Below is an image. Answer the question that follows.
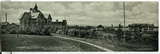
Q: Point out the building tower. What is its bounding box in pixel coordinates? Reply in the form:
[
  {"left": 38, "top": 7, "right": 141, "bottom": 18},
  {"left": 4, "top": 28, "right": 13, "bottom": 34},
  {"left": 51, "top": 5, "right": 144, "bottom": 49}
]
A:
[
  {"left": 34, "top": 3, "right": 38, "bottom": 10},
  {"left": 32, "top": 4, "right": 40, "bottom": 13},
  {"left": 47, "top": 14, "right": 52, "bottom": 25}
]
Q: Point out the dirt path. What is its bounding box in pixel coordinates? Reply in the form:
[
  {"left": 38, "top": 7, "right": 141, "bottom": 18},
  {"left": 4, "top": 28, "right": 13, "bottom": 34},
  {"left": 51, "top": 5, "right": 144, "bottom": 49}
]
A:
[{"left": 53, "top": 35, "right": 114, "bottom": 52}]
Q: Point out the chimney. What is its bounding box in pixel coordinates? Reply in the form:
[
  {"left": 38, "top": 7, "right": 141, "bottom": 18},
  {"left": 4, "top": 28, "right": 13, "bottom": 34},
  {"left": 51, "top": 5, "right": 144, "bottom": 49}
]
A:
[
  {"left": 30, "top": 8, "right": 32, "bottom": 12},
  {"left": 63, "top": 20, "right": 66, "bottom": 22},
  {"left": 5, "top": 13, "right": 7, "bottom": 22},
  {"left": 111, "top": 24, "right": 113, "bottom": 28},
  {"left": 56, "top": 19, "right": 58, "bottom": 22}
]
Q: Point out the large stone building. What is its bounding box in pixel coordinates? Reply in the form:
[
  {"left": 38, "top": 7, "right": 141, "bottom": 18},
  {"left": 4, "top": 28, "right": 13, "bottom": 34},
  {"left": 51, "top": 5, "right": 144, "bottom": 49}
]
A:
[{"left": 19, "top": 4, "right": 67, "bottom": 31}]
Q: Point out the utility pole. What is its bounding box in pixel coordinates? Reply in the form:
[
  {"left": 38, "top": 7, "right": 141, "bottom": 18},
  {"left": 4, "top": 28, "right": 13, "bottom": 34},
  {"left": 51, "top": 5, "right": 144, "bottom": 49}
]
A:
[
  {"left": 123, "top": 2, "right": 126, "bottom": 43},
  {"left": 6, "top": 13, "right": 7, "bottom": 22}
]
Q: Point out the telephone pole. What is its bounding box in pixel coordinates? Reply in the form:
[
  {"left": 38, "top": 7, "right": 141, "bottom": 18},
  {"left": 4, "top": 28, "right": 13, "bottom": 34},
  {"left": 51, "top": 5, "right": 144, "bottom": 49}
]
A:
[
  {"left": 123, "top": 2, "right": 126, "bottom": 43},
  {"left": 6, "top": 13, "right": 7, "bottom": 22}
]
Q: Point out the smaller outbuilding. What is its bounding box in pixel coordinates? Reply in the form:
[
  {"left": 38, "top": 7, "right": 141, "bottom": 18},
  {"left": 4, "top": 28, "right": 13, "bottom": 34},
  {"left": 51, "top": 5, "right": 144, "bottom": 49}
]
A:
[
  {"left": 96, "top": 24, "right": 104, "bottom": 31},
  {"left": 1, "top": 22, "right": 9, "bottom": 29}
]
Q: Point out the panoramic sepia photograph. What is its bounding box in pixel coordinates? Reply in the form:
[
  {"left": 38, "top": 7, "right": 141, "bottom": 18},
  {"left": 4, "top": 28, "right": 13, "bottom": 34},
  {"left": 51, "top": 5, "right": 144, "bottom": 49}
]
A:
[{"left": 1, "top": 2, "right": 158, "bottom": 52}]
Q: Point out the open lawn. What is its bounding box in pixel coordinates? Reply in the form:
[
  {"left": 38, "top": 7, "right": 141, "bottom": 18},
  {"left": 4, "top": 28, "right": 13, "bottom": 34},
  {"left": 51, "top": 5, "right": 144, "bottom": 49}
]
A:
[
  {"left": 2, "top": 34, "right": 104, "bottom": 51},
  {"left": 2, "top": 33, "right": 157, "bottom": 52},
  {"left": 52, "top": 33, "right": 158, "bottom": 51}
]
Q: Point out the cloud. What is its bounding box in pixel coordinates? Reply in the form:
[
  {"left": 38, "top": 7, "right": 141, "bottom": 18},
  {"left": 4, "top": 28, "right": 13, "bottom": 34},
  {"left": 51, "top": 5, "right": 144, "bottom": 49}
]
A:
[
  {"left": 1, "top": 2, "right": 158, "bottom": 26},
  {"left": 124, "top": 2, "right": 158, "bottom": 26}
]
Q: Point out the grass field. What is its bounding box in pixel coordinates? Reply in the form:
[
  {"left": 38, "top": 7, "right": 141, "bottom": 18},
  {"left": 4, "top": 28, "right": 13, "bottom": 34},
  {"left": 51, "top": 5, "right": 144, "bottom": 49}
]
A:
[
  {"left": 2, "top": 34, "right": 104, "bottom": 51},
  {"left": 52, "top": 34, "right": 158, "bottom": 51},
  {"left": 2, "top": 33, "right": 157, "bottom": 52}
]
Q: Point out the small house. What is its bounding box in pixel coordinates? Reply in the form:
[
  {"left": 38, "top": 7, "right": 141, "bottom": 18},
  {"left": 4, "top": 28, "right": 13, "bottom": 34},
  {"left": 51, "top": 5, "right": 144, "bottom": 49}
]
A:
[{"left": 96, "top": 24, "right": 104, "bottom": 31}]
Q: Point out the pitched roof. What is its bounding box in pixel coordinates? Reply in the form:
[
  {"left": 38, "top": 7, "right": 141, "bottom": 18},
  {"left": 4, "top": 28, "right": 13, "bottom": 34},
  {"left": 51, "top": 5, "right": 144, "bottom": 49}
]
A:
[
  {"left": 19, "top": 12, "right": 31, "bottom": 20},
  {"left": 1, "top": 22, "right": 9, "bottom": 25},
  {"left": 19, "top": 13, "right": 24, "bottom": 19},
  {"left": 48, "top": 14, "right": 52, "bottom": 19},
  {"left": 23, "top": 12, "right": 31, "bottom": 18},
  {"left": 31, "top": 12, "right": 40, "bottom": 19},
  {"left": 9, "top": 23, "right": 20, "bottom": 26},
  {"left": 37, "top": 12, "right": 45, "bottom": 18},
  {"left": 97, "top": 25, "right": 104, "bottom": 28}
]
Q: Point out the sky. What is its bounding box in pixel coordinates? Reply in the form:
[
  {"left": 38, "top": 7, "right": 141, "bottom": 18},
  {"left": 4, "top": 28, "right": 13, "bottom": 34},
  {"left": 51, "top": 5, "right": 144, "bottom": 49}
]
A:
[{"left": 1, "top": 2, "right": 158, "bottom": 26}]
